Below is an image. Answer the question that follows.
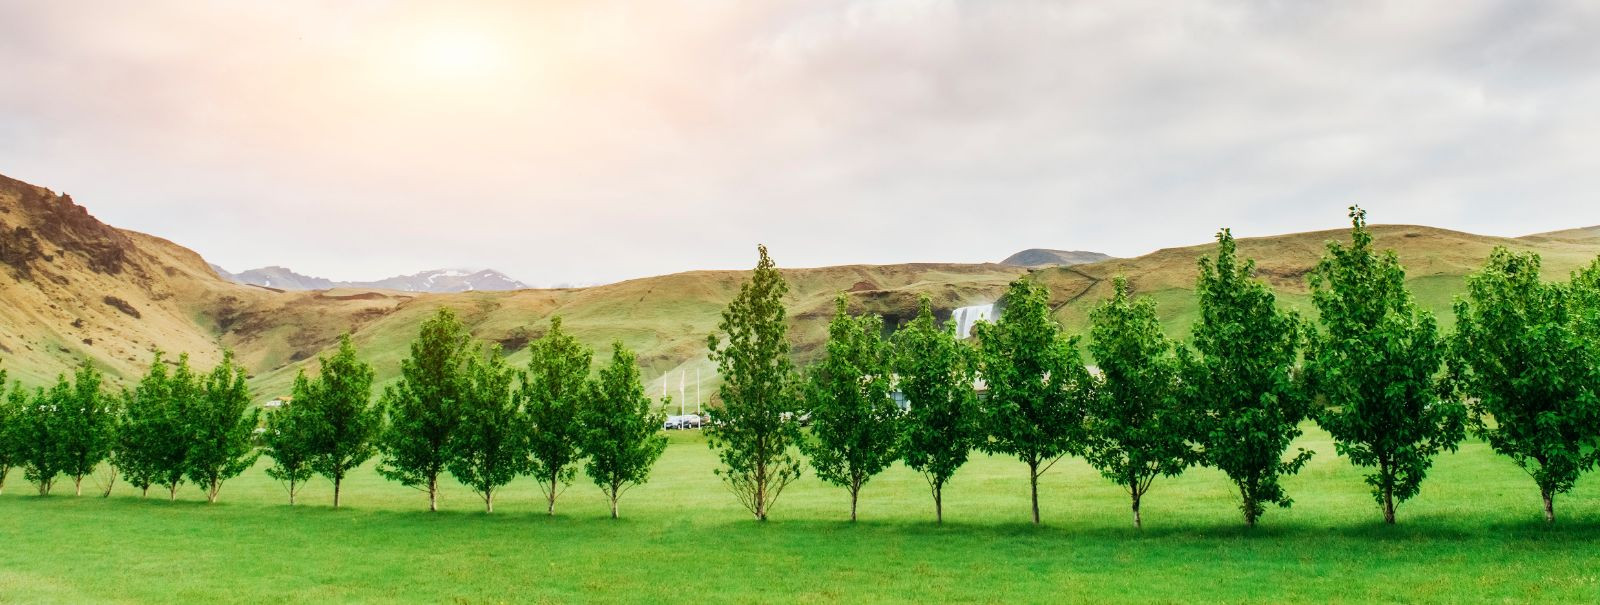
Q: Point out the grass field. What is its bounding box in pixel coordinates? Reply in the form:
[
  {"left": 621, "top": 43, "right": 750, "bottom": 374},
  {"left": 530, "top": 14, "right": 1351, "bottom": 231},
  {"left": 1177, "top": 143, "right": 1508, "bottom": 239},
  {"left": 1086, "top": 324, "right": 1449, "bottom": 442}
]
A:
[{"left": 3, "top": 427, "right": 1598, "bottom": 604}]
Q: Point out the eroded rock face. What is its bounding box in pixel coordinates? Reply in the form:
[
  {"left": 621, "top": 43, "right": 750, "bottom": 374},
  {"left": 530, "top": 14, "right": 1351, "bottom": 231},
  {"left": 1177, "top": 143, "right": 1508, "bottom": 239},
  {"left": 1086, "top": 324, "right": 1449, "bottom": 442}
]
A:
[
  {"left": 0, "top": 221, "right": 45, "bottom": 278},
  {"left": 14, "top": 186, "right": 132, "bottom": 276}
]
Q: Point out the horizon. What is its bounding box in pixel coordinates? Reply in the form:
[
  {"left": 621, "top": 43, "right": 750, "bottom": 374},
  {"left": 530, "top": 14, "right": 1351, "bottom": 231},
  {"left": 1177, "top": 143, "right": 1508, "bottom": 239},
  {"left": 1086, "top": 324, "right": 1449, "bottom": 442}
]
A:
[{"left": 4, "top": 1, "right": 1599, "bottom": 285}]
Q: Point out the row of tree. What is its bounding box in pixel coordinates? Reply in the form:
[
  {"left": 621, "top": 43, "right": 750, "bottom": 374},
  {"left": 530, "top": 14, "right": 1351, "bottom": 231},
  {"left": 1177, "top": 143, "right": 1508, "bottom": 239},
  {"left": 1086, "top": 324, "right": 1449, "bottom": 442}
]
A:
[
  {"left": 0, "top": 310, "right": 668, "bottom": 517},
  {"left": 707, "top": 208, "right": 1600, "bottom": 526}
]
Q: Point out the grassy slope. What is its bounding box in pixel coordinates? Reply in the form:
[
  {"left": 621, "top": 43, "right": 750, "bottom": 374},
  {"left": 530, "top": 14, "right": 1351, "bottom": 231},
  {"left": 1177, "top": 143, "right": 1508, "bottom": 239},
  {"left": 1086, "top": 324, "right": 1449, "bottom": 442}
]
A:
[
  {"left": 1, "top": 428, "right": 1597, "bottom": 604},
  {"left": 1037, "top": 224, "right": 1600, "bottom": 338}
]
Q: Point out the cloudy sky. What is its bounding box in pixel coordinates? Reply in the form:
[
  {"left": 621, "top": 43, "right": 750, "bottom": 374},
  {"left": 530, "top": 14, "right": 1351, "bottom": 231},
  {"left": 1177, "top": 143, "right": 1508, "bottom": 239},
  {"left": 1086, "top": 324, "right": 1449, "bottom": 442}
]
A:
[{"left": 2, "top": 1, "right": 1597, "bottom": 286}]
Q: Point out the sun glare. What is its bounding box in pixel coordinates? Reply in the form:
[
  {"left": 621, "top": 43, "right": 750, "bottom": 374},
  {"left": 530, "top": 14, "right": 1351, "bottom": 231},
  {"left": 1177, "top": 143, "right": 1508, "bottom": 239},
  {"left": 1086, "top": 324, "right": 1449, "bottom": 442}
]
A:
[{"left": 415, "top": 31, "right": 502, "bottom": 78}]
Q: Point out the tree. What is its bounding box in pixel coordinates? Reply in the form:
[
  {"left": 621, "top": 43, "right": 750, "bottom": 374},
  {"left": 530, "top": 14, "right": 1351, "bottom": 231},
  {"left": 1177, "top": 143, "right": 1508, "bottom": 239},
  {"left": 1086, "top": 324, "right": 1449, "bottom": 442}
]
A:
[
  {"left": 894, "top": 296, "right": 981, "bottom": 524},
  {"left": 185, "top": 352, "right": 261, "bottom": 503},
  {"left": 378, "top": 307, "right": 472, "bottom": 512},
  {"left": 262, "top": 378, "right": 315, "bottom": 505},
  {"left": 1084, "top": 277, "right": 1200, "bottom": 528},
  {"left": 521, "top": 316, "right": 591, "bottom": 516},
  {"left": 117, "top": 352, "right": 193, "bottom": 498},
  {"left": 800, "top": 295, "right": 901, "bottom": 521},
  {"left": 579, "top": 342, "right": 668, "bottom": 519},
  {"left": 1307, "top": 206, "right": 1465, "bottom": 524},
  {"left": 447, "top": 345, "right": 527, "bottom": 513},
  {"left": 17, "top": 379, "right": 69, "bottom": 495},
  {"left": 705, "top": 245, "right": 804, "bottom": 521},
  {"left": 1187, "top": 229, "right": 1313, "bottom": 526},
  {"left": 301, "top": 334, "right": 380, "bottom": 508},
  {"left": 975, "top": 277, "right": 1092, "bottom": 525},
  {"left": 1448, "top": 247, "right": 1600, "bottom": 523},
  {"left": 57, "top": 360, "right": 115, "bottom": 496},
  {"left": 155, "top": 355, "right": 202, "bottom": 500},
  {"left": 0, "top": 371, "right": 21, "bottom": 495}
]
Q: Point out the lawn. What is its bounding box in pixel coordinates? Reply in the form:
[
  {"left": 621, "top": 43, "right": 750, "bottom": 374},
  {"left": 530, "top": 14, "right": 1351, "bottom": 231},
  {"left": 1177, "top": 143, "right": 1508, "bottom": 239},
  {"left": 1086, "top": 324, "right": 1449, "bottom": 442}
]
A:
[{"left": 2, "top": 426, "right": 1597, "bottom": 604}]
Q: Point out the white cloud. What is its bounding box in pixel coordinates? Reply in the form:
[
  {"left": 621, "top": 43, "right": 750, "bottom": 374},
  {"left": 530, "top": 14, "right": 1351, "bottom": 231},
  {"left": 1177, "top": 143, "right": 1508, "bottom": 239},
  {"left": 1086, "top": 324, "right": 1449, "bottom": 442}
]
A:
[{"left": 1, "top": 0, "right": 1597, "bottom": 284}]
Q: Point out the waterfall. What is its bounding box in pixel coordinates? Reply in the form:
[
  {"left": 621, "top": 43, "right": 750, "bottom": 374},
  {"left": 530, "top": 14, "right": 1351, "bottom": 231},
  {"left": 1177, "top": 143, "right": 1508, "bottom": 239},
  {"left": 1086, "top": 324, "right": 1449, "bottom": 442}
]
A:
[{"left": 950, "top": 303, "right": 997, "bottom": 339}]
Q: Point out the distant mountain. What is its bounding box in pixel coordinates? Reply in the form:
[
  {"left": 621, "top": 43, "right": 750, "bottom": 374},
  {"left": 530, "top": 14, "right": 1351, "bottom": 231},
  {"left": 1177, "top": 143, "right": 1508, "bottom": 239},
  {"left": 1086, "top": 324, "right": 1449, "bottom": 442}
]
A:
[
  {"left": 210, "top": 265, "right": 528, "bottom": 293},
  {"left": 1001, "top": 249, "right": 1115, "bottom": 267}
]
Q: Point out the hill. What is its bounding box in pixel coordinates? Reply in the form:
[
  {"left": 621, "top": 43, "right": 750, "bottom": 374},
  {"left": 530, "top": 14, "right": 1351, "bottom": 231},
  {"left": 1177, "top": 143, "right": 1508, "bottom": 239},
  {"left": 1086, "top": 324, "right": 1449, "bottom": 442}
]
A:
[
  {"left": 4, "top": 172, "right": 1599, "bottom": 399},
  {"left": 1000, "top": 248, "right": 1114, "bottom": 267},
  {"left": 1032, "top": 223, "right": 1600, "bottom": 338},
  {"left": 0, "top": 173, "right": 1023, "bottom": 397},
  {"left": 211, "top": 265, "right": 530, "bottom": 292}
]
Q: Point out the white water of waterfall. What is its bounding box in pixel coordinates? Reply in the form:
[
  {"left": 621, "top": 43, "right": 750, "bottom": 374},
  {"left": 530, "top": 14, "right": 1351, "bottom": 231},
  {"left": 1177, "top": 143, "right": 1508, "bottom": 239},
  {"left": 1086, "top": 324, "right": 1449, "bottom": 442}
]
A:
[{"left": 951, "top": 303, "right": 997, "bottom": 339}]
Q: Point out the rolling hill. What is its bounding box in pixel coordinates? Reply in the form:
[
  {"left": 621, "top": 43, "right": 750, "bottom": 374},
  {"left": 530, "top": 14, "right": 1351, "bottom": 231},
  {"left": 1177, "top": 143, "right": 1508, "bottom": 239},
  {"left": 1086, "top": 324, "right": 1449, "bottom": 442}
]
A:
[
  {"left": 211, "top": 265, "right": 529, "bottom": 293},
  {"left": 0, "top": 173, "right": 1024, "bottom": 398},
  {"left": 3, "top": 172, "right": 1598, "bottom": 402}
]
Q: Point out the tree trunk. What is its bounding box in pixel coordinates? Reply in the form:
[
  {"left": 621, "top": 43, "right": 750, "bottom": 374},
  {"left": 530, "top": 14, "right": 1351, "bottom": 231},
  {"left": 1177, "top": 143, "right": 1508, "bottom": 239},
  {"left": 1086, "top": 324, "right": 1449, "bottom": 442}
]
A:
[
  {"left": 755, "top": 468, "right": 768, "bottom": 521},
  {"left": 333, "top": 475, "right": 343, "bottom": 509},
  {"left": 289, "top": 479, "right": 298, "bottom": 506},
  {"left": 1382, "top": 486, "right": 1396, "bottom": 525},
  {"left": 850, "top": 483, "right": 860, "bottom": 522},
  {"left": 141, "top": 485, "right": 150, "bottom": 498},
  {"left": 1028, "top": 460, "right": 1041, "bottom": 525},
  {"left": 101, "top": 473, "right": 116, "bottom": 498},
  {"left": 610, "top": 489, "right": 620, "bottom": 519},
  {"left": 933, "top": 481, "right": 944, "bottom": 525},
  {"left": 428, "top": 475, "right": 438, "bottom": 512},
  {"left": 1131, "top": 486, "right": 1143, "bottom": 529},
  {"left": 548, "top": 476, "right": 558, "bottom": 516},
  {"left": 207, "top": 479, "right": 221, "bottom": 504},
  {"left": 75, "top": 476, "right": 84, "bottom": 496},
  {"left": 1542, "top": 488, "right": 1555, "bottom": 523},
  {"left": 485, "top": 489, "right": 494, "bottom": 513},
  {"left": 168, "top": 483, "right": 178, "bottom": 501},
  {"left": 1241, "top": 482, "right": 1257, "bottom": 527}
]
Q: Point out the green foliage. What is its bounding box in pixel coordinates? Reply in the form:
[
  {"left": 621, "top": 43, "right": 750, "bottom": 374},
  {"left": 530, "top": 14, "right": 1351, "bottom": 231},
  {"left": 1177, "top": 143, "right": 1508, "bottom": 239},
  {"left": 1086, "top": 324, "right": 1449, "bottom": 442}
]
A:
[
  {"left": 1187, "top": 229, "right": 1313, "bottom": 526},
  {"left": 55, "top": 360, "right": 116, "bottom": 496},
  {"left": 1307, "top": 207, "right": 1465, "bottom": 523},
  {"left": 521, "top": 316, "right": 591, "bottom": 515},
  {"left": 447, "top": 345, "right": 527, "bottom": 513},
  {"left": 0, "top": 366, "right": 17, "bottom": 494},
  {"left": 579, "top": 342, "right": 667, "bottom": 519},
  {"left": 800, "top": 295, "right": 901, "bottom": 521},
  {"left": 1085, "top": 277, "right": 1200, "bottom": 528},
  {"left": 117, "top": 352, "right": 199, "bottom": 500},
  {"left": 185, "top": 351, "right": 260, "bottom": 503},
  {"left": 378, "top": 307, "right": 472, "bottom": 511},
  {"left": 975, "top": 276, "right": 1092, "bottom": 524},
  {"left": 299, "top": 335, "right": 380, "bottom": 508},
  {"left": 894, "top": 296, "right": 981, "bottom": 524},
  {"left": 1448, "top": 247, "right": 1600, "bottom": 522},
  {"left": 262, "top": 382, "right": 315, "bottom": 505},
  {"left": 705, "top": 245, "right": 804, "bottom": 521},
  {"left": 17, "top": 380, "right": 68, "bottom": 495}
]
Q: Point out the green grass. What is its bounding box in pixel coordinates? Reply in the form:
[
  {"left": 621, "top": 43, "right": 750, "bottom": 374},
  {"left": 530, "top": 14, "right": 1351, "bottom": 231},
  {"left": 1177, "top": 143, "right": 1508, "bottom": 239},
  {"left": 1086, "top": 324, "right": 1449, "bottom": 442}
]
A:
[{"left": 3, "top": 427, "right": 1598, "bottom": 604}]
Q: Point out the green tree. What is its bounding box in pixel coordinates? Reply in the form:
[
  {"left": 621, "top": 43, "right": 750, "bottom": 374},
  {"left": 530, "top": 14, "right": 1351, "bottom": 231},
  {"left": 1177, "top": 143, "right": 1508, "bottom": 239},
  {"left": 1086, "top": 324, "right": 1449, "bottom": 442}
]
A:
[
  {"left": 0, "top": 371, "right": 21, "bottom": 495},
  {"left": 1187, "top": 229, "right": 1313, "bottom": 526},
  {"left": 54, "top": 360, "right": 115, "bottom": 496},
  {"left": 117, "top": 353, "right": 183, "bottom": 498},
  {"left": 800, "top": 295, "right": 901, "bottom": 522},
  {"left": 706, "top": 245, "right": 804, "bottom": 521},
  {"left": 263, "top": 380, "right": 315, "bottom": 505},
  {"left": 447, "top": 345, "right": 527, "bottom": 513},
  {"left": 185, "top": 352, "right": 261, "bottom": 503},
  {"left": 1448, "top": 247, "right": 1600, "bottom": 522},
  {"left": 1307, "top": 207, "right": 1465, "bottom": 524},
  {"left": 975, "top": 277, "right": 1092, "bottom": 525},
  {"left": 894, "top": 297, "right": 981, "bottom": 524},
  {"left": 579, "top": 342, "right": 668, "bottom": 519},
  {"left": 378, "top": 307, "right": 472, "bottom": 512},
  {"left": 17, "top": 381, "right": 69, "bottom": 495},
  {"left": 521, "top": 316, "right": 591, "bottom": 516},
  {"left": 1085, "top": 277, "right": 1200, "bottom": 528},
  {"left": 301, "top": 334, "right": 380, "bottom": 508}
]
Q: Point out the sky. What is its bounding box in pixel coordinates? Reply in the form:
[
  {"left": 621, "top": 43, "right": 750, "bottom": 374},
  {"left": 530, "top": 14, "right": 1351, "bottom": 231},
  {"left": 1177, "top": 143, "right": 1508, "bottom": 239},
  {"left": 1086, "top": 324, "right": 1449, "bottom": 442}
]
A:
[{"left": 2, "top": 1, "right": 1598, "bottom": 286}]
